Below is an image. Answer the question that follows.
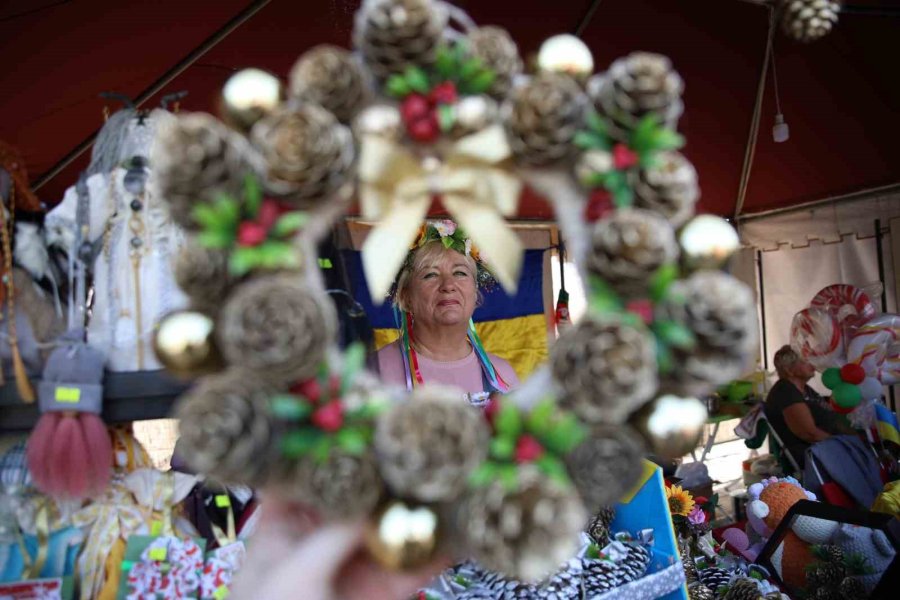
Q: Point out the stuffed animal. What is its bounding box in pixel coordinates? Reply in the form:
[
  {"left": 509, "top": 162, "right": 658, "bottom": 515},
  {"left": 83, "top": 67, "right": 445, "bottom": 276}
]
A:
[{"left": 832, "top": 522, "right": 896, "bottom": 594}]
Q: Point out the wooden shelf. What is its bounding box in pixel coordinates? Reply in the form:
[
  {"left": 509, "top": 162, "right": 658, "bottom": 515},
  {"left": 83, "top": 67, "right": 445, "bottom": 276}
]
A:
[{"left": 0, "top": 370, "right": 190, "bottom": 432}]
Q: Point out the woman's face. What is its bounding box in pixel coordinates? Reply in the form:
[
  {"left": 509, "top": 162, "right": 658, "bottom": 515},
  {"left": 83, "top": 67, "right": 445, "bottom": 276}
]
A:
[
  {"left": 789, "top": 358, "right": 816, "bottom": 381},
  {"left": 405, "top": 249, "right": 477, "bottom": 329}
]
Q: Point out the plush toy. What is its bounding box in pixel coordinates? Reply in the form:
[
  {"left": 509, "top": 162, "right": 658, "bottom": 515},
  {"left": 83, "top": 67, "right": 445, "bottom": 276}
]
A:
[
  {"left": 745, "top": 476, "right": 839, "bottom": 589},
  {"left": 832, "top": 522, "right": 896, "bottom": 594}
]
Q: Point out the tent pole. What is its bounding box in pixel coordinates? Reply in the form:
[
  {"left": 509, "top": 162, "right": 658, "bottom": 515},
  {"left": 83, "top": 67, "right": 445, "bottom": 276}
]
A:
[
  {"left": 33, "top": 0, "right": 273, "bottom": 192},
  {"left": 757, "top": 249, "right": 769, "bottom": 371},
  {"left": 874, "top": 218, "right": 896, "bottom": 411}
]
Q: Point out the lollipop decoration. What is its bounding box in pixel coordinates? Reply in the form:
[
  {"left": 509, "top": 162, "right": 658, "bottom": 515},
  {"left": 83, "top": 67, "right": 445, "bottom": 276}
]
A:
[{"left": 151, "top": 0, "right": 760, "bottom": 583}]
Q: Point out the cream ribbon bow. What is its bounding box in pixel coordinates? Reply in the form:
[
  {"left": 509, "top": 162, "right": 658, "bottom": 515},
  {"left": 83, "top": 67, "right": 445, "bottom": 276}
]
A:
[{"left": 358, "top": 125, "right": 523, "bottom": 302}]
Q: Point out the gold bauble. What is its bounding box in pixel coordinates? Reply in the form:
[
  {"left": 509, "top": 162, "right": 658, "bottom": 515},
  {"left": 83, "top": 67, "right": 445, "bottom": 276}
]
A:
[
  {"left": 629, "top": 394, "right": 707, "bottom": 459},
  {"left": 153, "top": 310, "right": 223, "bottom": 379},
  {"left": 679, "top": 215, "right": 740, "bottom": 270},
  {"left": 452, "top": 95, "right": 498, "bottom": 137},
  {"left": 537, "top": 34, "right": 594, "bottom": 80},
  {"left": 364, "top": 500, "right": 440, "bottom": 571},
  {"left": 221, "top": 68, "right": 283, "bottom": 132},
  {"left": 574, "top": 149, "right": 614, "bottom": 185},
  {"left": 353, "top": 104, "right": 403, "bottom": 141}
]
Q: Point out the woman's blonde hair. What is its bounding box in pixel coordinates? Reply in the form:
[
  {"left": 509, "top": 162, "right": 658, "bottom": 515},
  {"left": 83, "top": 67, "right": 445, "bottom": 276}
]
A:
[
  {"left": 393, "top": 240, "right": 482, "bottom": 313},
  {"left": 773, "top": 345, "right": 802, "bottom": 379}
]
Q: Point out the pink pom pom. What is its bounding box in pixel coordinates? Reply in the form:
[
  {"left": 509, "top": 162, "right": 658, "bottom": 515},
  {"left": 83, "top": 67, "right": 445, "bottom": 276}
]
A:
[
  {"left": 26, "top": 412, "right": 62, "bottom": 494},
  {"left": 722, "top": 527, "right": 750, "bottom": 552},
  {"left": 49, "top": 414, "right": 89, "bottom": 500},
  {"left": 80, "top": 413, "right": 113, "bottom": 497}
]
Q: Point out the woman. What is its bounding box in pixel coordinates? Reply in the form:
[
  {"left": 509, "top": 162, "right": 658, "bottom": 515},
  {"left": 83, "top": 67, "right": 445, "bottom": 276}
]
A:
[
  {"left": 765, "top": 345, "right": 855, "bottom": 468},
  {"left": 376, "top": 220, "right": 519, "bottom": 400}
]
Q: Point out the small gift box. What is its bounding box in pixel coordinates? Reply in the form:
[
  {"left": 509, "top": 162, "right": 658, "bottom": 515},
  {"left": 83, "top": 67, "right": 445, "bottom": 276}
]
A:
[{"left": 117, "top": 535, "right": 206, "bottom": 600}]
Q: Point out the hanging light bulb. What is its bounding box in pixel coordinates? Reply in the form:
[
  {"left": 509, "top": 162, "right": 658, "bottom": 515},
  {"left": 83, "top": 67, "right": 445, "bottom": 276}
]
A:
[{"left": 773, "top": 113, "right": 790, "bottom": 143}]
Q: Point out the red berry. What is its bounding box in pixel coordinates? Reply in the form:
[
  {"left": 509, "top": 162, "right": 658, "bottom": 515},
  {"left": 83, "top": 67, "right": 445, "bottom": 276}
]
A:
[
  {"left": 290, "top": 378, "right": 322, "bottom": 403},
  {"left": 612, "top": 143, "right": 639, "bottom": 170},
  {"left": 236, "top": 221, "right": 268, "bottom": 247},
  {"left": 428, "top": 81, "right": 458, "bottom": 105},
  {"left": 312, "top": 400, "right": 344, "bottom": 432},
  {"left": 625, "top": 299, "right": 654, "bottom": 325},
  {"left": 400, "top": 93, "right": 431, "bottom": 124},
  {"left": 407, "top": 114, "right": 440, "bottom": 143},
  {"left": 514, "top": 435, "right": 544, "bottom": 463},
  {"left": 257, "top": 199, "right": 284, "bottom": 230},
  {"left": 584, "top": 189, "right": 614, "bottom": 222}
]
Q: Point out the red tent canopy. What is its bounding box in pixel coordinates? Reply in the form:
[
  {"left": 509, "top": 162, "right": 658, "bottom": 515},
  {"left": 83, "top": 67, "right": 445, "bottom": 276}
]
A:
[{"left": 1, "top": 0, "right": 897, "bottom": 218}]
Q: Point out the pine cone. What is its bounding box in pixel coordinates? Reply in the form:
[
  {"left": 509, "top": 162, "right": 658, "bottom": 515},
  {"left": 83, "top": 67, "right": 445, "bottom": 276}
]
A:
[
  {"left": 374, "top": 385, "right": 489, "bottom": 502},
  {"left": 586, "top": 209, "right": 679, "bottom": 299},
  {"left": 807, "top": 562, "right": 848, "bottom": 589},
  {"left": 566, "top": 424, "right": 644, "bottom": 511},
  {"left": 289, "top": 45, "right": 368, "bottom": 123},
  {"left": 689, "top": 584, "right": 716, "bottom": 600},
  {"left": 174, "top": 240, "right": 234, "bottom": 314},
  {"left": 631, "top": 150, "right": 699, "bottom": 228},
  {"left": 468, "top": 567, "right": 537, "bottom": 600},
  {"left": 587, "top": 506, "right": 616, "bottom": 545},
  {"left": 815, "top": 544, "right": 845, "bottom": 565},
  {"left": 838, "top": 575, "right": 867, "bottom": 598},
  {"left": 217, "top": 275, "right": 336, "bottom": 384},
  {"left": 698, "top": 567, "right": 734, "bottom": 594},
  {"left": 588, "top": 52, "right": 684, "bottom": 143},
  {"left": 278, "top": 450, "right": 383, "bottom": 519},
  {"left": 781, "top": 0, "right": 841, "bottom": 43},
  {"left": 457, "top": 466, "right": 587, "bottom": 582},
  {"left": 551, "top": 317, "right": 658, "bottom": 424},
  {"left": 581, "top": 557, "right": 619, "bottom": 595},
  {"left": 174, "top": 369, "right": 277, "bottom": 485},
  {"left": 535, "top": 562, "right": 582, "bottom": 599},
  {"left": 152, "top": 112, "right": 250, "bottom": 230},
  {"left": 724, "top": 578, "right": 762, "bottom": 600},
  {"left": 466, "top": 26, "right": 522, "bottom": 98},
  {"left": 503, "top": 72, "right": 587, "bottom": 166},
  {"left": 667, "top": 348, "right": 751, "bottom": 396},
  {"left": 614, "top": 543, "right": 651, "bottom": 583},
  {"left": 250, "top": 104, "right": 355, "bottom": 205},
  {"left": 353, "top": 0, "right": 448, "bottom": 81}
]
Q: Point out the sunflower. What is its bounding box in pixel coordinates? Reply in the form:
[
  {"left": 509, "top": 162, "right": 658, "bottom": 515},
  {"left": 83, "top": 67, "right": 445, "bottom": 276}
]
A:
[{"left": 665, "top": 484, "right": 695, "bottom": 517}]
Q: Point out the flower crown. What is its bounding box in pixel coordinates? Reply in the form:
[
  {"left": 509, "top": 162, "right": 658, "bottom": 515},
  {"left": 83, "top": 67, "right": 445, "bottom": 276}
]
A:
[{"left": 403, "top": 219, "right": 496, "bottom": 291}]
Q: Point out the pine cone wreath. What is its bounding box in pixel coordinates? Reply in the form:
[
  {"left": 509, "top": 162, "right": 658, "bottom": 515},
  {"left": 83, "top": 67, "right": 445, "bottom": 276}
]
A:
[
  {"left": 289, "top": 45, "right": 368, "bottom": 123},
  {"left": 250, "top": 104, "right": 355, "bottom": 205},
  {"left": 503, "top": 72, "right": 587, "bottom": 166},
  {"left": 781, "top": 0, "right": 841, "bottom": 43},
  {"left": 724, "top": 578, "right": 763, "bottom": 600},
  {"left": 565, "top": 424, "right": 644, "bottom": 511},
  {"left": 173, "top": 241, "right": 234, "bottom": 314},
  {"left": 174, "top": 369, "right": 277, "bottom": 485},
  {"left": 374, "top": 385, "right": 489, "bottom": 502},
  {"left": 551, "top": 316, "right": 658, "bottom": 424},
  {"left": 587, "top": 506, "right": 616, "bottom": 545},
  {"left": 217, "top": 275, "right": 336, "bottom": 384},
  {"left": 277, "top": 450, "right": 383, "bottom": 519},
  {"left": 631, "top": 150, "right": 699, "bottom": 228},
  {"left": 586, "top": 208, "right": 679, "bottom": 299},
  {"left": 466, "top": 26, "right": 522, "bottom": 98},
  {"left": 352, "top": 0, "right": 448, "bottom": 81},
  {"left": 588, "top": 52, "right": 684, "bottom": 143},
  {"left": 457, "top": 466, "right": 587, "bottom": 582},
  {"left": 688, "top": 583, "right": 716, "bottom": 600},
  {"left": 152, "top": 112, "right": 249, "bottom": 230}
]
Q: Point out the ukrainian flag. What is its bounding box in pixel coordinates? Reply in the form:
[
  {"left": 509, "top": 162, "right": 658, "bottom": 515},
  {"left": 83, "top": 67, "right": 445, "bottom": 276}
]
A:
[
  {"left": 874, "top": 403, "right": 900, "bottom": 446},
  {"left": 343, "top": 249, "right": 549, "bottom": 380}
]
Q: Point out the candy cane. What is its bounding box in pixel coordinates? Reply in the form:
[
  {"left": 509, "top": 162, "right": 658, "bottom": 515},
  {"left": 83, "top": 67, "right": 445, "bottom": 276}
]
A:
[
  {"left": 810, "top": 284, "right": 877, "bottom": 330},
  {"left": 846, "top": 313, "right": 900, "bottom": 379},
  {"left": 879, "top": 348, "right": 900, "bottom": 386},
  {"left": 790, "top": 307, "right": 844, "bottom": 369}
]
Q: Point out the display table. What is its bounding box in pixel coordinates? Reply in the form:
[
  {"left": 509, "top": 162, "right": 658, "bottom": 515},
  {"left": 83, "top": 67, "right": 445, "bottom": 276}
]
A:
[{"left": 690, "top": 407, "right": 751, "bottom": 464}]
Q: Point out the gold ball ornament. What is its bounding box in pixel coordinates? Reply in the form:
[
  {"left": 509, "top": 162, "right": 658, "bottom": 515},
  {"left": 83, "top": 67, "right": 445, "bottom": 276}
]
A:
[
  {"left": 629, "top": 394, "right": 707, "bottom": 458},
  {"left": 221, "top": 68, "right": 283, "bottom": 132},
  {"left": 537, "top": 34, "right": 594, "bottom": 80},
  {"left": 679, "top": 215, "right": 740, "bottom": 270},
  {"left": 364, "top": 500, "right": 440, "bottom": 571},
  {"left": 353, "top": 104, "right": 403, "bottom": 142},
  {"left": 153, "top": 310, "right": 223, "bottom": 378}
]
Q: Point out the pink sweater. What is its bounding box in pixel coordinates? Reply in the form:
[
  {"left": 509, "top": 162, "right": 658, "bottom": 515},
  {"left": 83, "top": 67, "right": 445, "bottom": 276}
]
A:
[{"left": 376, "top": 340, "right": 520, "bottom": 393}]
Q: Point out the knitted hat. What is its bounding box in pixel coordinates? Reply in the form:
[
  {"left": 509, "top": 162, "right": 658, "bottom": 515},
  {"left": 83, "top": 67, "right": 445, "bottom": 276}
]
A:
[{"left": 37, "top": 329, "right": 106, "bottom": 415}]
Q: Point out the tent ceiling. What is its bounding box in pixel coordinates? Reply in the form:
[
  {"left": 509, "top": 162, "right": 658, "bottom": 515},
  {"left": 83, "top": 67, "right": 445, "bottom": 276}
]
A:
[{"left": 1, "top": 0, "right": 897, "bottom": 218}]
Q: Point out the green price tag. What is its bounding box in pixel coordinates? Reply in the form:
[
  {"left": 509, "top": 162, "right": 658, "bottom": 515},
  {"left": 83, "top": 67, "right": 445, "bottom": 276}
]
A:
[
  {"left": 213, "top": 585, "right": 230, "bottom": 599},
  {"left": 149, "top": 547, "right": 167, "bottom": 562},
  {"left": 150, "top": 520, "right": 163, "bottom": 536},
  {"left": 215, "top": 494, "right": 231, "bottom": 508},
  {"left": 55, "top": 387, "right": 81, "bottom": 403}
]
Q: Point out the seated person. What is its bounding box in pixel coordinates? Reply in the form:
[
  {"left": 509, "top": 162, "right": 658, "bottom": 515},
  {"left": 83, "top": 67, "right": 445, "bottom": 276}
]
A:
[{"left": 764, "top": 345, "right": 855, "bottom": 469}]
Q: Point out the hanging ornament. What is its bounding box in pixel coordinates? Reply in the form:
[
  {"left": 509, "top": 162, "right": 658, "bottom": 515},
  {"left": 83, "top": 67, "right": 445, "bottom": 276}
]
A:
[
  {"left": 221, "top": 68, "right": 283, "bottom": 132},
  {"left": 153, "top": 310, "right": 223, "bottom": 379},
  {"left": 629, "top": 393, "right": 707, "bottom": 458},
  {"left": 781, "top": 0, "right": 842, "bottom": 43},
  {"left": 537, "top": 34, "right": 595, "bottom": 81},
  {"left": 289, "top": 45, "right": 368, "bottom": 123},
  {"left": 679, "top": 215, "right": 740, "bottom": 270},
  {"left": 364, "top": 499, "right": 441, "bottom": 570}
]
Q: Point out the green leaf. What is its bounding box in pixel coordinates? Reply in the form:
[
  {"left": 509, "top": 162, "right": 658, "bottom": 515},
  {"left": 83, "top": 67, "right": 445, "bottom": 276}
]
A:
[
  {"left": 583, "top": 172, "right": 610, "bottom": 188},
  {"left": 587, "top": 276, "right": 624, "bottom": 316},
  {"left": 437, "top": 104, "right": 455, "bottom": 133},
  {"left": 270, "top": 395, "right": 312, "bottom": 421},
  {"left": 494, "top": 402, "right": 523, "bottom": 439},
  {"left": 469, "top": 462, "right": 498, "bottom": 487},
  {"left": 258, "top": 240, "right": 297, "bottom": 269},
  {"left": 648, "top": 262, "right": 679, "bottom": 303},
  {"left": 271, "top": 211, "right": 309, "bottom": 238},
  {"left": 215, "top": 196, "right": 241, "bottom": 225},
  {"left": 499, "top": 465, "right": 519, "bottom": 491},
  {"left": 281, "top": 428, "right": 324, "bottom": 458},
  {"left": 490, "top": 437, "right": 515, "bottom": 461},
  {"left": 656, "top": 342, "right": 674, "bottom": 375},
  {"left": 441, "top": 235, "right": 454, "bottom": 249},
  {"left": 574, "top": 131, "right": 610, "bottom": 151},
  {"left": 229, "top": 246, "right": 260, "bottom": 276},
  {"left": 435, "top": 46, "right": 455, "bottom": 79},
  {"left": 197, "top": 230, "right": 234, "bottom": 249},
  {"left": 650, "top": 128, "right": 685, "bottom": 152},
  {"left": 611, "top": 184, "right": 633, "bottom": 209},
  {"left": 535, "top": 455, "right": 569, "bottom": 486},
  {"left": 466, "top": 70, "right": 496, "bottom": 95},
  {"left": 543, "top": 414, "right": 587, "bottom": 454},
  {"left": 385, "top": 75, "right": 411, "bottom": 98},
  {"left": 341, "top": 342, "right": 367, "bottom": 393},
  {"left": 586, "top": 544, "right": 601, "bottom": 559},
  {"left": 243, "top": 174, "right": 263, "bottom": 216},
  {"left": 312, "top": 436, "right": 334, "bottom": 463},
  {"left": 525, "top": 398, "right": 556, "bottom": 437},
  {"left": 654, "top": 320, "right": 696, "bottom": 350},
  {"left": 587, "top": 111, "right": 607, "bottom": 134},
  {"left": 192, "top": 203, "right": 224, "bottom": 230},
  {"left": 404, "top": 66, "right": 430, "bottom": 93},
  {"left": 336, "top": 427, "right": 368, "bottom": 455},
  {"left": 318, "top": 257, "right": 333, "bottom": 269},
  {"left": 459, "top": 57, "right": 484, "bottom": 82}
]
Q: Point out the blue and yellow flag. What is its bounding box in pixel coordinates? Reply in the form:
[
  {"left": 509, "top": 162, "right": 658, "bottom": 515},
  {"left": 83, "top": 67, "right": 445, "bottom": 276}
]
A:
[
  {"left": 874, "top": 403, "right": 900, "bottom": 445},
  {"left": 343, "top": 249, "right": 548, "bottom": 379}
]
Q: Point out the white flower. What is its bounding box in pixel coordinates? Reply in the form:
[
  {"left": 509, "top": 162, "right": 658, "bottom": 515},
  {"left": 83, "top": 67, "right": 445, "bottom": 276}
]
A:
[
  {"left": 465, "top": 238, "right": 472, "bottom": 256},
  {"left": 433, "top": 219, "right": 457, "bottom": 237}
]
